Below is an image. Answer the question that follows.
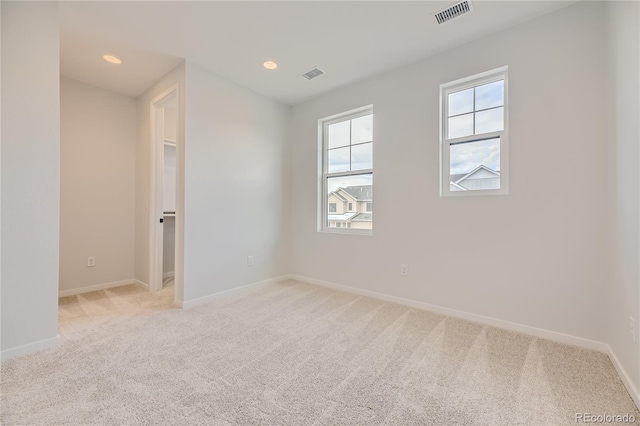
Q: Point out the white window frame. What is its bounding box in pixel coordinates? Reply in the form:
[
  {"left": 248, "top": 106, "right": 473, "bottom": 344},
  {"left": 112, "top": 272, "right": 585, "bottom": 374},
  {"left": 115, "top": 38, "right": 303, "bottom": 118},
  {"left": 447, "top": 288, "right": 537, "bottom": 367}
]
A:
[
  {"left": 318, "top": 105, "right": 373, "bottom": 235},
  {"left": 440, "top": 66, "right": 509, "bottom": 197}
]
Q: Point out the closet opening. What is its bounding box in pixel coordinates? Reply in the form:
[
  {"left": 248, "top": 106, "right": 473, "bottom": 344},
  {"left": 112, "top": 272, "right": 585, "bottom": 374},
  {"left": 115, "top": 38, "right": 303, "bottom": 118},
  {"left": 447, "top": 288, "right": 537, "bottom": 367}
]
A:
[{"left": 149, "top": 85, "right": 181, "bottom": 302}]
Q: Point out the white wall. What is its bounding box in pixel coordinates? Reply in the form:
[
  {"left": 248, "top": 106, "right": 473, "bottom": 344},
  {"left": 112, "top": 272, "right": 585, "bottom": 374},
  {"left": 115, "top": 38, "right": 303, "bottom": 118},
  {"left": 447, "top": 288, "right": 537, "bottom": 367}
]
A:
[
  {"left": 290, "top": 1, "right": 608, "bottom": 343},
  {"left": 1, "top": 1, "right": 60, "bottom": 356},
  {"left": 59, "top": 77, "right": 137, "bottom": 292},
  {"left": 135, "top": 63, "right": 185, "bottom": 301},
  {"left": 606, "top": 0, "right": 640, "bottom": 398},
  {"left": 183, "top": 62, "right": 290, "bottom": 302}
]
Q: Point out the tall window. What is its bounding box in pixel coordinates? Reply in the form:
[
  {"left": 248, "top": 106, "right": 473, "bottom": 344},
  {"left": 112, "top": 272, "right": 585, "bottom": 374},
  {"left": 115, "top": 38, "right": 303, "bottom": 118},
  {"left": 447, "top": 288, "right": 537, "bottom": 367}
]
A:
[
  {"left": 440, "top": 67, "right": 508, "bottom": 196},
  {"left": 319, "top": 106, "right": 373, "bottom": 234}
]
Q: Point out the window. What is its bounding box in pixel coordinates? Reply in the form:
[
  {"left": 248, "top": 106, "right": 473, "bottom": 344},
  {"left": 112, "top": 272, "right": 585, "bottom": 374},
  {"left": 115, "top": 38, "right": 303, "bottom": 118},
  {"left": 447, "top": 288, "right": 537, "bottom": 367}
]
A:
[
  {"left": 440, "top": 67, "right": 508, "bottom": 196},
  {"left": 336, "top": 223, "right": 341, "bottom": 228},
  {"left": 319, "top": 106, "right": 373, "bottom": 234},
  {"left": 366, "top": 202, "right": 373, "bottom": 212}
]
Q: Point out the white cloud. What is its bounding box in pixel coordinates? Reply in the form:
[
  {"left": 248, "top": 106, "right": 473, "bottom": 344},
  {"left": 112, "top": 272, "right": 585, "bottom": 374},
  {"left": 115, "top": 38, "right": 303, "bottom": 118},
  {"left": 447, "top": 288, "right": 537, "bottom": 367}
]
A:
[{"left": 450, "top": 138, "right": 500, "bottom": 175}]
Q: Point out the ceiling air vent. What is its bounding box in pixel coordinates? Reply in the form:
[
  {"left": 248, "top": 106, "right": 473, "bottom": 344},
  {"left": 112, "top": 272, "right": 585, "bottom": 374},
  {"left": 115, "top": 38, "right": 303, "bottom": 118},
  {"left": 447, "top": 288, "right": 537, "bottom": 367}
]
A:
[
  {"left": 302, "top": 67, "right": 325, "bottom": 80},
  {"left": 435, "top": 0, "right": 473, "bottom": 24}
]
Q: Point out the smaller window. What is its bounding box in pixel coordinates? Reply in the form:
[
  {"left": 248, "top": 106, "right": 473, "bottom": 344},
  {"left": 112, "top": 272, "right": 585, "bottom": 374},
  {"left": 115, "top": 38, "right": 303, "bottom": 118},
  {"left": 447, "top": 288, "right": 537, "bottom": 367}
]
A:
[
  {"left": 348, "top": 202, "right": 353, "bottom": 211},
  {"left": 366, "top": 202, "right": 373, "bottom": 212},
  {"left": 336, "top": 223, "right": 341, "bottom": 228},
  {"left": 440, "top": 67, "right": 509, "bottom": 196},
  {"left": 329, "top": 203, "right": 337, "bottom": 213}
]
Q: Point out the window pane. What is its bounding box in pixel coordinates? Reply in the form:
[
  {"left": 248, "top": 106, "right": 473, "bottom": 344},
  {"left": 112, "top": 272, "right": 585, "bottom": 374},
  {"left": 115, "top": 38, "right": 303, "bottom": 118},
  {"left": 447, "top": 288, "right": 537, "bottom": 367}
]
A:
[
  {"left": 448, "top": 113, "right": 473, "bottom": 139},
  {"left": 475, "top": 80, "right": 504, "bottom": 111},
  {"left": 448, "top": 88, "right": 473, "bottom": 117},
  {"left": 449, "top": 138, "right": 500, "bottom": 191},
  {"left": 327, "top": 146, "right": 350, "bottom": 173},
  {"left": 475, "top": 107, "right": 504, "bottom": 134},
  {"left": 327, "top": 174, "right": 373, "bottom": 230},
  {"left": 351, "top": 114, "right": 373, "bottom": 144},
  {"left": 328, "top": 120, "right": 350, "bottom": 149},
  {"left": 351, "top": 142, "right": 372, "bottom": 171}
]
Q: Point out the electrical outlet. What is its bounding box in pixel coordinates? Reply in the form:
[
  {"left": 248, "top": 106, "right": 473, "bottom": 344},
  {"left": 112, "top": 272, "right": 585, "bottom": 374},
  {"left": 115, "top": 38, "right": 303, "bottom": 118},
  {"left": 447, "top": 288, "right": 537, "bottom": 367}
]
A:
[
  {"left": 400, "top": 264, "right": 408, "bottom": 276},
  {"left": 247, "top": 256, "right": 254, "bottom": 267},
  {"left": 87, "top": 256, "right": 96, "bottom": 267},
  {"left": 630, "top": 316, "right": 636, "bottom": 343}
]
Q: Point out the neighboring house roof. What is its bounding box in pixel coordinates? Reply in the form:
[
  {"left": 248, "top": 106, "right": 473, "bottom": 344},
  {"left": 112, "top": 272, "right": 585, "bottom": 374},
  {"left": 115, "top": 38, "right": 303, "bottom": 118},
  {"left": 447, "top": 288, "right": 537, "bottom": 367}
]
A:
[
  {"left": 351, "top": 213, "right": 372, "bottom": 222},
  {"left": 329, "top": 192, "right": 348, "bottom": 202},
  {"left": 450, "top": 181, "right": 467, "bottom": 191},
  {"left": 327, "top": 212, "right": 372, "bottom": 223},
  {"left": 327, "top": 212, "right": 358, "bottom": 222},
  {"left": 451, "top": 165, "right": 500, "bottom": 184},
  {"left": 341, "top": 185, "right": 372, "bottom": 201}
]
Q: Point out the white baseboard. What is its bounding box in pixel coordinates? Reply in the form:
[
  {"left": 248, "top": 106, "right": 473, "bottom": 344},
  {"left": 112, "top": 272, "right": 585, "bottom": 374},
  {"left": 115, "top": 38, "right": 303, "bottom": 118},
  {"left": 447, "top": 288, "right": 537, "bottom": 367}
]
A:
[
  {"left": 179, "top": 275, "right": 291, "bottom": 309},
  {"left": 289, "top": 275, "right": 609, "bottom": 353},
  {"left": 58, "top": 279, "right": 136, "bottom": 297},
  {"left": 134, "top": 279, "right": 149, "bottom": 289},
  {"left": 163, "top": 272, "right": 175, "bottom": 279},
  {"left": 1, "top": 335, "right": 60, "bottom": 362},
  {"left": 292, "top": 275, "right": 640, "bottom": 405},
  {"left": 607, "top": 345, "right": 640, "bottom": 409}
]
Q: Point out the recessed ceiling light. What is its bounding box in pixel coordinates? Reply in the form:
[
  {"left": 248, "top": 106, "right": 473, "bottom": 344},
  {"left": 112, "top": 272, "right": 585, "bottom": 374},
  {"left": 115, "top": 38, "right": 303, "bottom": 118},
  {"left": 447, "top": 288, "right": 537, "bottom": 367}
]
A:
[
  {"left": 103, "top": 55, "right": 122, "bottom": 64},
  {"left": 263, "top": 60, "right": 278, "bottom": 70}
]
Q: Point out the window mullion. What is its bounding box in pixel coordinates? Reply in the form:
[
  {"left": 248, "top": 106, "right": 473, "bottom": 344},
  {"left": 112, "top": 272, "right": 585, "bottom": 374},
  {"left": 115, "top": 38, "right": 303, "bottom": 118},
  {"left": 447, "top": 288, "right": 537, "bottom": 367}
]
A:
[
  {"left": 446, "top": 131, "right": 503, "bottom": 146},
  {"left": 349, "top": 120, "right": 352, "bottom": 171},
  {"left": 325, "top": 169, "right": 373, "bottom": 179},
  {"left": 472, "top": 87, "right": 476, "bottom": 135}
]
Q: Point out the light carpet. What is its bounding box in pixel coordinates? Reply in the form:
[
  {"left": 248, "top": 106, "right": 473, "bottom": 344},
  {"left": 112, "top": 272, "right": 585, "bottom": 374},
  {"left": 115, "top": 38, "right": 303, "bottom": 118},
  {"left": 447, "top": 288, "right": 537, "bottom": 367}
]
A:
[{"left": 1, "top": 279, "right": 638, "bottom": 425}]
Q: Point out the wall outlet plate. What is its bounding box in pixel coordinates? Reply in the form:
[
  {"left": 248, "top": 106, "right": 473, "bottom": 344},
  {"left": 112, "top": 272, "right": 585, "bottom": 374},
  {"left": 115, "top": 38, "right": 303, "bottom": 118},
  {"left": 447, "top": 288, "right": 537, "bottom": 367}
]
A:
[
  {"left": 87, "top": 256, "right": 96, "bottom": 267},
  {"left": 400, "top": 264, "right": 408, "bottom": 276},
  {"left": 247, "top": 256, "right": 254, "bottom": 266}
]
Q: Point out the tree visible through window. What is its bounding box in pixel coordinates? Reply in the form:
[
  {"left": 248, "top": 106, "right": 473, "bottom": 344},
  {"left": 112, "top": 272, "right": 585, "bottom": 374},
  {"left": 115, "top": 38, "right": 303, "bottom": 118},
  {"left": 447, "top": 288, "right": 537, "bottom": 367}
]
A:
[
  {"left": 319, "top": 106, "right": 373, "bottom": 233},
  {"left": 441, "top": 67, "right": 509, "bottom": 196}
]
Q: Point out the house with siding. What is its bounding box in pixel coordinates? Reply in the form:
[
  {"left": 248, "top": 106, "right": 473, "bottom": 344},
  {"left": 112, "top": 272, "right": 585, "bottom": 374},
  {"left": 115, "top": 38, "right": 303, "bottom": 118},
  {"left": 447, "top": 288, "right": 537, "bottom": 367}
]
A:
[
  {"left": 450, "top": 165, "right": 500, "bottom": 191},
  {"left": 327, "top": 185, "right": 373, "bottom": 229}
]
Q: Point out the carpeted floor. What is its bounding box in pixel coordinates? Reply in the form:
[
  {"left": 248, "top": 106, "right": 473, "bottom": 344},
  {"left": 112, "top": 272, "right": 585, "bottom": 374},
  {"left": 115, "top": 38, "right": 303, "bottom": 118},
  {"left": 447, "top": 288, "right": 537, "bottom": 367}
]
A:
[{"left": 1, "top": 279, "right": 638, "bottom": 425}]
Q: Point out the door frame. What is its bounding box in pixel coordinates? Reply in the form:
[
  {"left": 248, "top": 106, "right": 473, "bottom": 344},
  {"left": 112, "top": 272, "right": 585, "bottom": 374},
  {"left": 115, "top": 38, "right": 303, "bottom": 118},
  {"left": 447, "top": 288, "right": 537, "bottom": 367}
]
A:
[{"left": 149, "top": 84, "right": 181, "bottom": 298}]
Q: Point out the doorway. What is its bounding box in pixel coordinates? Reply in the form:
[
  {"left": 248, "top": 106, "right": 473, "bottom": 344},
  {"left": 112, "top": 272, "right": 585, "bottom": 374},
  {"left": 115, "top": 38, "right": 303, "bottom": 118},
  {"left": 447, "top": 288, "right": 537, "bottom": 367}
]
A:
[{"left": 149, "top": 86, "right": 182, "bottom": 302}]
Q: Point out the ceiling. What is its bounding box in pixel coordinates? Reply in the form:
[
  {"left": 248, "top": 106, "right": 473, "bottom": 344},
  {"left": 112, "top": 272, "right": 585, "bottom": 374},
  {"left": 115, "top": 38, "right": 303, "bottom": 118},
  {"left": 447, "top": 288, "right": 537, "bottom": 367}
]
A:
[{"left": 59, "top": 1, "right": 576, "bottom": 105}]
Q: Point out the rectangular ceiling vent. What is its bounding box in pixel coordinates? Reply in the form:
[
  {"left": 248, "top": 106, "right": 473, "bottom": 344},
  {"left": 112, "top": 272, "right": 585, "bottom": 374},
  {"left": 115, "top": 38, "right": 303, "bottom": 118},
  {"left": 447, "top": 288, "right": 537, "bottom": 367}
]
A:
[
  {"left": 302, "top": 67, "right": 325, "bottom": 80},
  {"left": 435, "top": 0, "right": 473, "bottom": 24}
]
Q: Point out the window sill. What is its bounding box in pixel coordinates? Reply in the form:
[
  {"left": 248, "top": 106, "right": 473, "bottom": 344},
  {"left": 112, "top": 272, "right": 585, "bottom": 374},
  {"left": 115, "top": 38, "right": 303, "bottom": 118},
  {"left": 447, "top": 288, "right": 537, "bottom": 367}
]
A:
[
  {"left": 319, "top": 228, "right": 372, "bottom": 237},
  {"left": 441, "top": 187, "right": 509, "bottom": 197}
]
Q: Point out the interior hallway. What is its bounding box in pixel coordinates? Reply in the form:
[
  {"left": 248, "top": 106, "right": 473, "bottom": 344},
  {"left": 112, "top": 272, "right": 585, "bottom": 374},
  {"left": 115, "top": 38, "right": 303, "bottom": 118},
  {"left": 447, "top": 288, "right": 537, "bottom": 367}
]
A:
[{"left": 58, "top": 280, "right": 177, "bottom": 342}]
